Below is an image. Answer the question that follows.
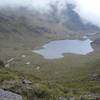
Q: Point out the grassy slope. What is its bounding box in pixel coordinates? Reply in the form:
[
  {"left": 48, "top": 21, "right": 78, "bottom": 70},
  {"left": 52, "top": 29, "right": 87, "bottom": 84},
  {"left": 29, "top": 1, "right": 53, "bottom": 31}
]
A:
[
  {"left": 1, "top": 37, "right": 100, "bottom": 99},
  {"left": 0, "top": 7, "right": 100, "bottom": 99},
  {"left": 0, "top": 60, "right": 100, "bottom": 100}
]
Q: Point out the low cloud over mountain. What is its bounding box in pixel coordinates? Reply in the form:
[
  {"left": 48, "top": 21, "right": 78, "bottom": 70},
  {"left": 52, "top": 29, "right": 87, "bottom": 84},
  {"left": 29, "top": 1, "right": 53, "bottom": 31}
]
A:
[{"left": 0, "top": 0, "right": 100, "bottom": 28}]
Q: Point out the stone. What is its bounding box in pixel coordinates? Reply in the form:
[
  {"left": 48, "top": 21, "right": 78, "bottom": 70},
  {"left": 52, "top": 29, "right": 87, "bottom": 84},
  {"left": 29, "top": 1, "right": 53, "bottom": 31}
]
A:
[
  {"left": 22, "top": 80, "right": 32, "bottom": 84},
  {"left": 79, "top": 93, "right": 100, "bottom": 100},
  {"left": 21, "top": 55, "right": 26, "bottom": 58},
  {"left": 26, "top": 62, "right": 30, "bottom": 65},
  {"left": 0, "top": 89, "right": 23, "bottom": 100},
  {"left": 7, "top": 58, "right": 14, "bottom": 63},
  {"left": 5, "top": 63, "right": 10, "bottom": 68},
  {"left": 59, "top": 96, "right": 66, "bottom": 100},
  {"left": 91, "top": 74, "right": 100, "bottom": 81},
  {"left": 36, "top": 66, "right": 40, "bottom": 70}
]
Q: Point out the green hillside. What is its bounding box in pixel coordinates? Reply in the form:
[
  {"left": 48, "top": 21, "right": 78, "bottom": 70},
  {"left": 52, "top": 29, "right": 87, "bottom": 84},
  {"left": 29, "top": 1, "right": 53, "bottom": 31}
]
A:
[{"left": 0, "top": 6, "right": 100, "bottom": 100}]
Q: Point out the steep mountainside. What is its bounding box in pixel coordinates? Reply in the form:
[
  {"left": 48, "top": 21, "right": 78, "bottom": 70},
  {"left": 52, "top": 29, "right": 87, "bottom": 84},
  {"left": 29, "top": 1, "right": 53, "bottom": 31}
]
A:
[
  {"left": 0, "top": 5, "right": 100, "bottom": 60},
  {"left": 0, "top": 4, "right": 100, "bottom": 41},
  {"left": 1, "top": 4, "right": 100, "bottom": 100}
]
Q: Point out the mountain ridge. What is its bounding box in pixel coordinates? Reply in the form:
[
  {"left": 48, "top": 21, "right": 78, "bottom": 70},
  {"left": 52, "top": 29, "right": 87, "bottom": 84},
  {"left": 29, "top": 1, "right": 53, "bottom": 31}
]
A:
[{"left": 0, "top": 4, "right": 100, "bottom": 41}]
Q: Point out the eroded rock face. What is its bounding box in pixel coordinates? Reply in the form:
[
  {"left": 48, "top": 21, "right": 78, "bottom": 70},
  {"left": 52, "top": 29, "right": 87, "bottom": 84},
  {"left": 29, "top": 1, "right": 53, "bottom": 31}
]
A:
[{"left": 0, "top": 89, "right": 23, "bottom": 100}]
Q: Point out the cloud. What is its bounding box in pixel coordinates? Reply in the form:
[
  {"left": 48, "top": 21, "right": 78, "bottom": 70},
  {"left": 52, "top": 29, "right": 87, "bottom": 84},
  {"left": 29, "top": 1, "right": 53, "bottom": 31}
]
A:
[
  {"left": 73, "top": 0, "right": 100, "bottom": 27},
  {"left": 0, "top": 0, "right": 68, "bottom": 12},
  {"left": 0, "top": 0, "right": 100, "bottom": 27},
  {"left": 0, "top": 0, "right": 67, "bottom": 8}
]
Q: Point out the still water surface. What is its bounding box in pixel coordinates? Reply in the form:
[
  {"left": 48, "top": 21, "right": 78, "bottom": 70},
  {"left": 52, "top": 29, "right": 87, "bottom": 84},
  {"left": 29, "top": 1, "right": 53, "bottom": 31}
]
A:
[{"left": 33, "top": 39, "right": 94, "bottom": 59}]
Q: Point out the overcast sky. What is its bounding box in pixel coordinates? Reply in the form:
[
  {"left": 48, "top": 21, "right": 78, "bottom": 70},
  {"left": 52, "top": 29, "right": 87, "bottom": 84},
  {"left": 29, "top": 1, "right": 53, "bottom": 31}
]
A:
[
  {"left": 0, "top": 0, "right": 100, "bottom": 27},
  {"left": 0, "top": 0, "right": 67, "bottom": 7}
]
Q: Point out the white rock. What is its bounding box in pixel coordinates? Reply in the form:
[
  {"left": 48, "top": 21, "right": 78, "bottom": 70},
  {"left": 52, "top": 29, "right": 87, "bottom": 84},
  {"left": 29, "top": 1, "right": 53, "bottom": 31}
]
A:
[
  {"left": 7, "top": 58, "right": 14, "bottom": 63},
  {"left": 5, "top": 63, "right": 10, "bottom": 68},
  {"left": 36, "top": 66, "right": 40, "bottom": 70},
  {"left": 21, "top": 55, "right": 26, "bottom": 58},
  {"left": 23, "top": 80, "right": 32, "bottom": 84},
  {"left": 26, "top": 62, "right": 30, "bottom": 65}
]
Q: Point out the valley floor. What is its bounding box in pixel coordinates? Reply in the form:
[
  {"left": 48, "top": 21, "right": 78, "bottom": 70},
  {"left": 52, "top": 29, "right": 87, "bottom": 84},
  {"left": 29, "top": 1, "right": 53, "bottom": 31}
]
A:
[{"left": 0, "top": 33, "right": 100, "bottom": 99}]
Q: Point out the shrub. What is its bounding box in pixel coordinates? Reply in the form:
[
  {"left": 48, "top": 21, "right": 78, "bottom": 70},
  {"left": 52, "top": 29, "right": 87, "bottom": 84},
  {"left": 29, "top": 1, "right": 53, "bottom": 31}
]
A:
[{"left": 27, "top": 86, "right": 51, "bottom": 100}]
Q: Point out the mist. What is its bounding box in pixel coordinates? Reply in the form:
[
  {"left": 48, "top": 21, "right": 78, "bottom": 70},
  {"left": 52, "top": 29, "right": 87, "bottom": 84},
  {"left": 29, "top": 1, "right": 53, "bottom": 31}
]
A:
[
  {"left": 73, "top": 0, "right": 100, "bottom": 27},
  {"left": 0, "top": 0, "right": 100, "bottom": 27}
]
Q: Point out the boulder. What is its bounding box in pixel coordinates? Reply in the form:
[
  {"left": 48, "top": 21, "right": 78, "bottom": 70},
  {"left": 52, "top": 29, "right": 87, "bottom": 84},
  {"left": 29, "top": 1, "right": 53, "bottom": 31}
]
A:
[{"left": 0, "top": 89, "right": 23, "bottom": 100}]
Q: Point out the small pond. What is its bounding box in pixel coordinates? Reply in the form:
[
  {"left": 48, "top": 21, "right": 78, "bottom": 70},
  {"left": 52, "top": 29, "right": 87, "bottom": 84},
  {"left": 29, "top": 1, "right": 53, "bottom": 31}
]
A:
[{"left": 33, "top": 39, "right": 94, "bottom": 59}]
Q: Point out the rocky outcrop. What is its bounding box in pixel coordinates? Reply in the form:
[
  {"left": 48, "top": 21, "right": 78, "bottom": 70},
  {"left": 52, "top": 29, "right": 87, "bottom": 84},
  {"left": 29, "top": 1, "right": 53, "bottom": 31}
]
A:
[{"left": 0, "top": 89, "right": 23, "bottom": 100}]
